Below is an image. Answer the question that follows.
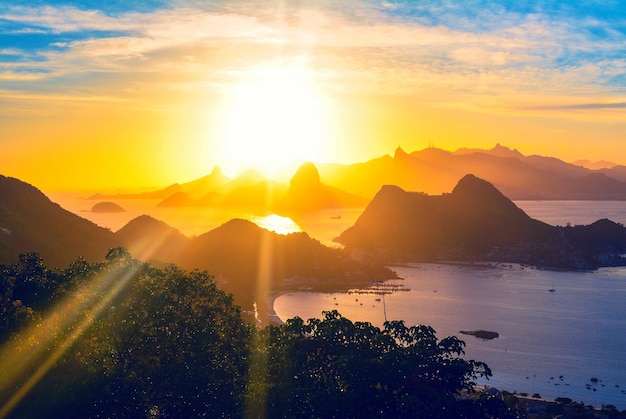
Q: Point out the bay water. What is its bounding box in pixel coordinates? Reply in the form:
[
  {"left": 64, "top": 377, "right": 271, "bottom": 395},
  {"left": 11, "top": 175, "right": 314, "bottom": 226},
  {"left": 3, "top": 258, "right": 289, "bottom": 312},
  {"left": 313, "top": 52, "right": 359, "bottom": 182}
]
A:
[{"left": 274, "top": 263, "right": 626, "bottom": 409}]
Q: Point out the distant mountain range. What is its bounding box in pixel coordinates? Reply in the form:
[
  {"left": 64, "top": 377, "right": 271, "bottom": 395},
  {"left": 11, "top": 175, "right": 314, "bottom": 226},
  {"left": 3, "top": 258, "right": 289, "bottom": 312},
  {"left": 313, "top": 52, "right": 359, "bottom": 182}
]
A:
[
  {"left": 337, "top": 174, "right": 626, "bottom": 270},
  {"left": 317, "top": 144, "right": 626, "bottom": 200},
  {"left": 89, "top": 144, "right": 626, "bottom": 205}
]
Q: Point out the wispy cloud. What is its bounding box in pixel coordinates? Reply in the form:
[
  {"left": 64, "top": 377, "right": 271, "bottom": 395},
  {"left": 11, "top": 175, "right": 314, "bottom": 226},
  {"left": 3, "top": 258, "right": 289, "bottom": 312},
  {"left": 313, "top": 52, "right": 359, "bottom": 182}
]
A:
[
  {"left": 1, "top": 1, "right": 625, "bottom": 115},
  {"left": 524, "top": 102, "right": 626, "bottom": 110}
]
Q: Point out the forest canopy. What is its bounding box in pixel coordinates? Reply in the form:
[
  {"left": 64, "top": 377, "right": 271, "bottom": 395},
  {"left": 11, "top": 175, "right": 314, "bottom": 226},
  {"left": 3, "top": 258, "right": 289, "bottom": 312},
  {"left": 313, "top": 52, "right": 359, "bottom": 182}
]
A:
[{"left": 0, "top": 249, "right": 521, "bottom": 418}]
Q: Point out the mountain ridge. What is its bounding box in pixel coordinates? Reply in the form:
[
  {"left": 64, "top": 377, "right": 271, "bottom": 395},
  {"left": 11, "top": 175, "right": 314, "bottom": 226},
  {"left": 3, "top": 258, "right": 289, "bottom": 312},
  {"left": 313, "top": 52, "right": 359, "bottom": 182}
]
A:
[
  {"left": 337, "top": 174, "right": 626, "bottom": 269},
  {"left": 84, "top": 145, "right": 626, "bottom": 206}
]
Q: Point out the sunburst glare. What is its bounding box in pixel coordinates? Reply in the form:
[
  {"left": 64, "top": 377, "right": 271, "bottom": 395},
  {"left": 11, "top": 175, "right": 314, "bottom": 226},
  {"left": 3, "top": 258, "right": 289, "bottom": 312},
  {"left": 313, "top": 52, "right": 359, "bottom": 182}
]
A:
[{"left": 217, "top": 65, "right": 328, "bottom": 179}]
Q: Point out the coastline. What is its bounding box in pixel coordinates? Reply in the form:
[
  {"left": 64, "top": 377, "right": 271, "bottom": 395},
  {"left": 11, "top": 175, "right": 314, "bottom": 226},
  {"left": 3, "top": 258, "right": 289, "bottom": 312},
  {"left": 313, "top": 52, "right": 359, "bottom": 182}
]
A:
[{"left": 257, "top": 291, "right": 289, "bottom": 327}]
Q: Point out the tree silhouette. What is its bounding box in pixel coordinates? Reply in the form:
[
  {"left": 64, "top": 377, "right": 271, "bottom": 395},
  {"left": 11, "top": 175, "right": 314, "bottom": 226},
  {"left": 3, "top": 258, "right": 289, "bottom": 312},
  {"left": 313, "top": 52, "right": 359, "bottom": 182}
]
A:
[{"left": 247, "top": 310, "right": 520, "bottom": 418}]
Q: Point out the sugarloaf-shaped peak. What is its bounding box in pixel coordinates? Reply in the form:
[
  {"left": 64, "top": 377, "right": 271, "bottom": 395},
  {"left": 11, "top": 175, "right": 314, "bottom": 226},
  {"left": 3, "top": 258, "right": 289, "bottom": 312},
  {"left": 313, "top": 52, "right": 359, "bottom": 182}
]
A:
[
  {"left": 278, "top": 162, "right": 367, "bottom": 212},
  {"left": 290, "top": 162, "right": 321, "bottom": 188}
]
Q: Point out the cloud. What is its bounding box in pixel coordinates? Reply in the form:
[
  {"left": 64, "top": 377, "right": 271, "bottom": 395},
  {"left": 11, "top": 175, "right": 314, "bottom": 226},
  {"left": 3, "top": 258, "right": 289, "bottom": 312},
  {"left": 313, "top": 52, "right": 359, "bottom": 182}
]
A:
[
  {"left": 0, "top": 1, "right": 624, "bottom": 114},
  {"left": 524, "top": 102, "right": 626, "bottom": 110}
]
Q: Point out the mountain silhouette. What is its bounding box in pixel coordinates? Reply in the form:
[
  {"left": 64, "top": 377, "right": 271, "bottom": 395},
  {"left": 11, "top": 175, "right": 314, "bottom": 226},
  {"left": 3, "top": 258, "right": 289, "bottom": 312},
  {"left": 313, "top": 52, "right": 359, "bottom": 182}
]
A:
[
  {"left": 337, "top": 175, "right": 626, "bottom": 269},
  {"left": 276, "top": 162, "right": 368, "bottom": 212},
  {"left": 0, "top": 174, "right": 393, "bottom": 322},
  {"left": 115, "top": 215, "right": 189, "bottom": 264},
  {"left": 0, "top": 175, "right": 121, "bottom": 267},
  {"left": 88, "top": 145, "right": 626, "bottom": 204},
  {"left": 178, "top": 166, "right": 231, "bottom": 198},
  {"left": 318, "top": 144, "right": 626, "bottom": 200}
]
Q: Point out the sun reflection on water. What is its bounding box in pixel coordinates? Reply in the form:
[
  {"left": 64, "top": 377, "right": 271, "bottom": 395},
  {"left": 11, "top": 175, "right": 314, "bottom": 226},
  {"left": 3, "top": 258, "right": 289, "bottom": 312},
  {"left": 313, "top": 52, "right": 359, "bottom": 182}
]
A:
[{"left": 251, "top": 214, "right": 301, "bottom": 235}]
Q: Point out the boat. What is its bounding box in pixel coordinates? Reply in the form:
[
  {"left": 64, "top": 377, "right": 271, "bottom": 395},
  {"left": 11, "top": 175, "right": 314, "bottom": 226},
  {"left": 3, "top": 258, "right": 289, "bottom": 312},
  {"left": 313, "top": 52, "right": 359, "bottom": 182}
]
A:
[{"left": 330, "top": 214, "right": 342, "bottom": 219}]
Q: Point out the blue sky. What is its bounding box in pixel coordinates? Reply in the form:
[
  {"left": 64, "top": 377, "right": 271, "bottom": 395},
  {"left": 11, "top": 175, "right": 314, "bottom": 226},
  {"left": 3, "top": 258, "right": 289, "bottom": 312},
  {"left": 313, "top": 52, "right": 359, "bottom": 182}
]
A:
[{"left": 1, "top": 0, "right": 625, "bottom": 190}]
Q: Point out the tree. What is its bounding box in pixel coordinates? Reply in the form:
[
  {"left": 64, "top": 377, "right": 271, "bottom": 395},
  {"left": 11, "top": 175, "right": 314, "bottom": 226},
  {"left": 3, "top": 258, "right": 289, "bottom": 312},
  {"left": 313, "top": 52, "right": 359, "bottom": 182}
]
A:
[
  {"left": 248, "top": 310, "right": 520, "bottom": 418},
  {"left": 93, "top": 265, "right": 253, "bottom": 417},
  {"left": 6, "top": 253, "right": 254, "bottom": 418}
]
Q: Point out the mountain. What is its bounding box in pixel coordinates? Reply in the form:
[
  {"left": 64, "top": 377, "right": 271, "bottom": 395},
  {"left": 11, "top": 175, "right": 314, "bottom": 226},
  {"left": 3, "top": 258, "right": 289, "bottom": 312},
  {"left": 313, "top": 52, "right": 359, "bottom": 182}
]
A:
[
  {"left": 0, "top": 175, "right": 121, "bottom": 267},
  {"left": 276, "top": 162, "right": 369, "bottom": 212},
  {"left": 338, "top": 175, "right": 553, "bottom": 257},
  {"left": 317, "top": 145, "right": 626, "bottom": 200},
  {"left": 574, "top": 159, "right": 619, "bottom": 170},
  {"left": 599, "top": 165, "right": 626, "bottom": 182},
  {"left": 156, "top": 163, "right": 363, "bottom": 211},
  {"left": 115, "top": 215, "right": 190, "bottom": 264},
  {"left": 178, "top": 166, "right": 231, "bottom": 198},
  {"left": 156, "top": 179, "right": 287, "bottom": 208},
  {"left": 89, "top": 182, "right": 183, "bottom": 200},
  {"left": 336, "top": 175, "right": 626, "bottom": 269},
  {"left": 87, "top": 145, "right": 626, "bottom": 204},
  {"left": 88, "top": 166, "right": 230, "bottom": 201}
]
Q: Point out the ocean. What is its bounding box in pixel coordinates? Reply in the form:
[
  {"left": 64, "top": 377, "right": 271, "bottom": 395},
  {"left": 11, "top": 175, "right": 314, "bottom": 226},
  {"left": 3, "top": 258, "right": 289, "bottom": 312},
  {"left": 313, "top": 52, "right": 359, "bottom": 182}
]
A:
[{"left": 274, "top": 263, "right": 626, "bottom": 409}]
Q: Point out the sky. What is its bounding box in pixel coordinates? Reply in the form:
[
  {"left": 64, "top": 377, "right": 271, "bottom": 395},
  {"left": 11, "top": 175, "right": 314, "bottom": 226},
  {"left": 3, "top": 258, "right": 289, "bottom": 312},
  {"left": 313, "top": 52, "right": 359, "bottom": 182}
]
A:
[{"left": 1, "top": 0, "right": 625, "bottom": 192}]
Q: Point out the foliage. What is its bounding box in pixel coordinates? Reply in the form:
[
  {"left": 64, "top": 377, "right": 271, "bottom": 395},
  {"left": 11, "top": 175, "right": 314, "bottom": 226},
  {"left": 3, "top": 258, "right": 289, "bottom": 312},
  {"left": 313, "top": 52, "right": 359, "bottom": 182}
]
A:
[
  {"left": 1, "top": 251, "right": 527, "bottom": 418},
  {"left": 2, "top": 249, "right": 253, "bottom": 418},
  {"left": 247, "top": 310, "right": 520, "bottom": 418}
]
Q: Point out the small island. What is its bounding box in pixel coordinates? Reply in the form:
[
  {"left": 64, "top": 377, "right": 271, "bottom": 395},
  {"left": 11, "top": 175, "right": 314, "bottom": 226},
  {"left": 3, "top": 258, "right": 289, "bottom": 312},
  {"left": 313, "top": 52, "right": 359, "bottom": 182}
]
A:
[
  {"left": 91, "top": 201, "right": 126, "bottom": 213},
  {"left": 460, "top": 330, "right": 499, "bottom": 340}
]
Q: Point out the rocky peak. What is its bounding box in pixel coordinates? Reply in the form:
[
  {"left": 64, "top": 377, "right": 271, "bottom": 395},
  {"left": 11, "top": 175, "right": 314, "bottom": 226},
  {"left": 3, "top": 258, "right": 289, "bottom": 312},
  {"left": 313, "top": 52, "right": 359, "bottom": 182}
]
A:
[{"left": 290, "top": 162, "right": 321, "bottom": 188}]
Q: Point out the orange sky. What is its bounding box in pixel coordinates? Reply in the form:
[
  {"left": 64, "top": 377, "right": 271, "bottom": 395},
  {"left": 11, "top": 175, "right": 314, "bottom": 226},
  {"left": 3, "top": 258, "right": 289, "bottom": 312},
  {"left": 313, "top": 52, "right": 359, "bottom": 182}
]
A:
[{"left": 2, "top": 1, "right": 625, "bottom": 192}]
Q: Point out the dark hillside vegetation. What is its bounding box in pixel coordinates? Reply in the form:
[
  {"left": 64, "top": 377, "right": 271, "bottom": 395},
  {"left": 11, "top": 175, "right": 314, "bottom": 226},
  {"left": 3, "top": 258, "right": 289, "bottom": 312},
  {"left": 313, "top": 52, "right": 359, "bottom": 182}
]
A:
[{"left": 0, "top": 175, "right": 120, "bottom": 268}]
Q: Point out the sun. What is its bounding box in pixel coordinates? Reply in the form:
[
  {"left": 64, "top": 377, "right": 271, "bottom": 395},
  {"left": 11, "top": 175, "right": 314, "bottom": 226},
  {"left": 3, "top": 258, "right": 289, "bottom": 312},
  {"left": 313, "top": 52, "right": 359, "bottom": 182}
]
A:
[{"left": 218, "top": 66, "right": 327, "bottom": 179}]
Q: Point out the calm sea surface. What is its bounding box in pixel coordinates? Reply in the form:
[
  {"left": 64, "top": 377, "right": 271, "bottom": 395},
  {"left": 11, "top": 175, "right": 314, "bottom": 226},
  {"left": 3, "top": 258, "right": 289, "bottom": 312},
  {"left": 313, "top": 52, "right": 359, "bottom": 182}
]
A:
[
  {"left": 52, "top": 195, "right": 626, "bottom": 408},
  {"left": 274, "top": 264, "right": 626, "bottom": 409}
]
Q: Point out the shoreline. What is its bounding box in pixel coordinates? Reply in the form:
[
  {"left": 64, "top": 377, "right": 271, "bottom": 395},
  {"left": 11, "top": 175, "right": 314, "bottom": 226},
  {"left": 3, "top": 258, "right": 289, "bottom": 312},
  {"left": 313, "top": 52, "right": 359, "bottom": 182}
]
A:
[{"left": 257, "top": 290, "right": 290, "bottom": 327}]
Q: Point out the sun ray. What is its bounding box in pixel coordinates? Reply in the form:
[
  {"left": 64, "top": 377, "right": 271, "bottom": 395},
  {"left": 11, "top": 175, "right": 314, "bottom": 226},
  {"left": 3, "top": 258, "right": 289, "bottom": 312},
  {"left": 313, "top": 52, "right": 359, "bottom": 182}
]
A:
[{"left": 0, "top": 262, "right": 140, "bottom": 418}]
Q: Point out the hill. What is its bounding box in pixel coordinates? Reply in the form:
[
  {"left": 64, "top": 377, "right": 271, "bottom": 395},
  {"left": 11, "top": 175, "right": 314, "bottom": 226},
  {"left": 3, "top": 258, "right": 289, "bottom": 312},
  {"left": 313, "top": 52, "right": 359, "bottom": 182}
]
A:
[
  {"left": 0, "top": 175, "right": 121, "bottom": 268},
  {"left": 91, "top": 201, "right": 125, "bottom": 213},
  {"left": 175, "top": 219, "right": 391, "bottom": 317},
  {"left": 337, "top": 175, "right": 626, "bottom": 269},
  {"left": 115, "top": 215, "right": 190, "bottom": 264}
]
